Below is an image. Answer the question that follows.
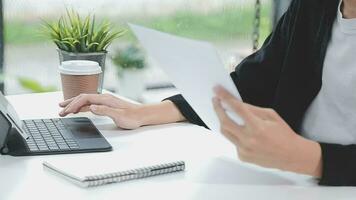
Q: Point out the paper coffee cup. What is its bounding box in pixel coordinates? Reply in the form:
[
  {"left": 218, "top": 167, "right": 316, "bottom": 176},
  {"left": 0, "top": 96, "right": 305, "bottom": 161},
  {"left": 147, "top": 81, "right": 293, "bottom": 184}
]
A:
[{"left": 59, "top": 60, "right": 102, "bottom": 100}]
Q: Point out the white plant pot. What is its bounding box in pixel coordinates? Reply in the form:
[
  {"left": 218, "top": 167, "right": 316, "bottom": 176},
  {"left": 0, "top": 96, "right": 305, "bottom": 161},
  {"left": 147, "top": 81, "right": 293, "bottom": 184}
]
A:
[{"left": 117, "top": 70, "right": 145, "bottom": 100}]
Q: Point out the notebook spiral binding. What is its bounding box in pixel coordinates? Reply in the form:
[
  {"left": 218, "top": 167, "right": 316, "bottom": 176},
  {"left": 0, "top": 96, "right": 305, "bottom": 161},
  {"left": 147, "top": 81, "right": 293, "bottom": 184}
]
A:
[{"left": 84, "top": 161, "right": 185, "bottom": 187}]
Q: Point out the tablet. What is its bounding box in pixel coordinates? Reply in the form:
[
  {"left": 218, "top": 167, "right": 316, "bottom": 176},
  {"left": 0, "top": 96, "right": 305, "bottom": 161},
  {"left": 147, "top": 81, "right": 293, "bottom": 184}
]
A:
[
  {"left": 130, "top": 24, "right": 244, "bottom": 132},
  {"left": 0, "top": 92, "right": 28, "bottom": 139}
]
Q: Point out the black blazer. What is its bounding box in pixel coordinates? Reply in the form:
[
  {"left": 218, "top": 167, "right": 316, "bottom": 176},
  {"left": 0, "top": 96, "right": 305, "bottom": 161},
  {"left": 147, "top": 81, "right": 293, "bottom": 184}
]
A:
[{"left": 165, "top": 0, "right": 355, "bottom": 186}]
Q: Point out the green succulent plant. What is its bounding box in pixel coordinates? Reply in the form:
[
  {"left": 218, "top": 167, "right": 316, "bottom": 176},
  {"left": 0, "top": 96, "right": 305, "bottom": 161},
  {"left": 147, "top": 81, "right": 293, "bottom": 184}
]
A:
[
  {"left": 112, "top": 45, "right": 146, "bottom": 73},
  {"left": 43, "top": 8, "right": 125, "bottom": 53}
]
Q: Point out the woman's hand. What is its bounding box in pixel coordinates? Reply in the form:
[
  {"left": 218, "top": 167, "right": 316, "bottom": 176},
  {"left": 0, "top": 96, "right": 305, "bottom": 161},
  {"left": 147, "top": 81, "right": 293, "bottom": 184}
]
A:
[
  {"left": 58, "top": 93, "right": 186, "bottom": 130},
  {"left": 212, "top": 86, "right": 322, "bottom": 177},
  {"left": 59, "top": 94, "right": 144, "bottom": 129}
]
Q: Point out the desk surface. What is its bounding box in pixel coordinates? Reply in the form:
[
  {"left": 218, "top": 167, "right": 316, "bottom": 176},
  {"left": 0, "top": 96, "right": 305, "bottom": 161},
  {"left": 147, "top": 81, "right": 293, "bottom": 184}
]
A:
[{"left": 0, "top": 92, "right": 355, "bottom": 200}]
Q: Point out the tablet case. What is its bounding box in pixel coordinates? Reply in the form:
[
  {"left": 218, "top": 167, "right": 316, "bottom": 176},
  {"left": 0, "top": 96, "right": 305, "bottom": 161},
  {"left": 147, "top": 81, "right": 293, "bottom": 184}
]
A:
[{"left": 0, "top": 110, "right": 28, "bottom": 156}]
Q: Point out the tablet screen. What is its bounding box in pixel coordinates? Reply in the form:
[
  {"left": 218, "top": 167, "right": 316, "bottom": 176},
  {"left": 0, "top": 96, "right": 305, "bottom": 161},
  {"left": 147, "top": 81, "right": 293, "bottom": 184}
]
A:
[{"left": 0, "top": 92, "right": 28, "bottom": 139}]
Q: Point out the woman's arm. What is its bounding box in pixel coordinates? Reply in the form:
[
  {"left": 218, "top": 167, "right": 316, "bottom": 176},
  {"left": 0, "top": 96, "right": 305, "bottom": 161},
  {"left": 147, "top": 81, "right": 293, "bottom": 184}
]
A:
[
  {"left": 138, "top": 100, "right": 187, "bottom": 126},
  {"left": 59, "top": 93, "right": 186, "bottom": 129}
]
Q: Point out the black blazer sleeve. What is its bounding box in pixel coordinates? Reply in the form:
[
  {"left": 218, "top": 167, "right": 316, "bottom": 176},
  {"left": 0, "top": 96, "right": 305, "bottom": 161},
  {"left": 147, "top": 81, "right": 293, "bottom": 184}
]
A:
[
  {"left": 163, "top": 94, "right": 208, "bottom": 128},
  {"left": 319, "top": 143, "right": 356, "bottom": 186}
]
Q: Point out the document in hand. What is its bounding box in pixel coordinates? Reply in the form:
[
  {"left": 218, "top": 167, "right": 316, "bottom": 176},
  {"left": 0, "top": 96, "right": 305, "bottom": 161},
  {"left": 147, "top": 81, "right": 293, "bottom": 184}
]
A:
[{"left": 129, "top": 24, "right": 244, "bottom": 132}]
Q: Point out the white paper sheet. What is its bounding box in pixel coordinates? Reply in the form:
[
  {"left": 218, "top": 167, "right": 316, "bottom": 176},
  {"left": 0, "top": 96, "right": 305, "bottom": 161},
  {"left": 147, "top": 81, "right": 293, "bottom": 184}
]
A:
[{"left": 129, "top": 24, "right": 244, "bottom": 132}]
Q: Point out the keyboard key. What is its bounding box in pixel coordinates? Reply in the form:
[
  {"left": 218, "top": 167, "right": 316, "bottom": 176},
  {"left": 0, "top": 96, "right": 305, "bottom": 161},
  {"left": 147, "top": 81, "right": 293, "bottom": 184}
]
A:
[
  {"left": 55, "top": 138, "right": 65, "bottom": 142},
  {"left": 27, "top": 139, "right": 35, "bottom": 143},
  {"left": 48, "top": 143, "right": 58, "bottom": 147},
  {"left": 49, "top": 130, "right": 59, "bottom": 134},
  {"left": 65, "top": 139, "right": 76, "bottom": 143},
  {"left": 53, "top": 139, "right": 64, "bottom": 143},
  {"left": 52, "top": 132, "right": 61, "bottom": 136},
  {"left": 58, "top": 145, "right": 70, "bottom": 150},
  {"left": 30, "top": 130, "right": 40, "bottom": 134},
  {"left": 28, "top": 144, "right": 38, "bottom": 149},
  {"left": 36, "top": 142, "right": 46, "bottom": 146},
  {"left": 48, "top": 142, "right": 58, "bottom": 147},
  {"left": 29, "top": 147, "right": 39, "bottom": 152},
  {"left": 28, "top": 147, "right": 39, "bottom": 151},
  {"left": 27, "top": 142, "right": 36, "bottom": 146},
  {"left": 49, "top": 146, "right": 60, "bottom": 150},
  {"left": 47, "top": 144, "right": 57, "bottom": 148},
  {"left": 69, "top": 145, "right": 79, "bottom": 149},
  {"left": 67, "top": 141, "right": 78, "bottom": 145},
  {"left": 60, "top": 131, "right": 73, "bottom": 140},
  {"left": 37, "top": 143, "right": 47, "bottom": 147},
  {"left": 38, "top": 146, "right": 49, "bottom": 151},
  {"left": 68, "top": 143, "right": 79, "bottom": 147},
  {"left": 56, "top": 142, "right": 67, "bottom": 146}
]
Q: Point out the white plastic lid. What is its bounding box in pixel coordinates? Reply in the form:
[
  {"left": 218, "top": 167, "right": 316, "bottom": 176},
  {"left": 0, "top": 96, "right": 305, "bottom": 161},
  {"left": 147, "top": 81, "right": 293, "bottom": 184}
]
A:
[{"left": 59, "top": 60, "right": 102, "bottom": 75}]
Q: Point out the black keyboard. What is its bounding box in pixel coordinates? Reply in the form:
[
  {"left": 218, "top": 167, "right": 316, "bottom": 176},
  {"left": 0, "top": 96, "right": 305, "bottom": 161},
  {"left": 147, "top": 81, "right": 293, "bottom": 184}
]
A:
[{"left": 23, "top": 119, "right": 79, "bottom": 152}]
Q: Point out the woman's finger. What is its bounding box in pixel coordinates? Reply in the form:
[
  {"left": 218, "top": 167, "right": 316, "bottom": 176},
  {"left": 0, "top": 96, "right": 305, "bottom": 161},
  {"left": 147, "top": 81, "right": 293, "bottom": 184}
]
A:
[
  {"left": 213, "top": 86, "right": 277, "bottom": 121},
  {"left": 59, "top": 96, "right": 85, "bottom": 116},
  {"left": 213, "top": 97, "right": 233, "bottom": 125},
  {"left": 89, "top": 105, "right": 118, "bottom": 120},
  {"left": 59, "top": 94, "right": 114, "bottom": 116},
  {"left": 59, "top": 97, "right": 75, "bottom": 107},
  {"left": 60, "top": 95, "right": 91, "bottom": 116},
  {"left": 214, "top": 85, "right": 259, "bottom": 126},
  {"left": 213, "top": 97, "right": 245, "bottom": 140},
  {"left": 213, "top": 98, "right": 244, "bottom": 145},
  {"left": 221, "top": 126, "right": 242, "bottom": 146}
]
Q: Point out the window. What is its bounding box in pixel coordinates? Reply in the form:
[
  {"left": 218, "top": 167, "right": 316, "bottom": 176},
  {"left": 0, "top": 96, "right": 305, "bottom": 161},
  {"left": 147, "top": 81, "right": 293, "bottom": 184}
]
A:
[{"left": 3, "top": 0, "right": 272, "bottom": 97}]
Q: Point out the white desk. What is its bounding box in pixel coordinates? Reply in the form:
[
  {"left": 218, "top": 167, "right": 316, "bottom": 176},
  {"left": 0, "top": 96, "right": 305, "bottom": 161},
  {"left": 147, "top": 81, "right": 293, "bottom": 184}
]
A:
[{"left": 0, "top": 92, "right": 355, "bottom": 200}]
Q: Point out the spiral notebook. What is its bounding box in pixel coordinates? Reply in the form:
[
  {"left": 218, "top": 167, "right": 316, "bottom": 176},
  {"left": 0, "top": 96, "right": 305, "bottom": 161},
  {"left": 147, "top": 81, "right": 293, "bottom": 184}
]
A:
[{"left": 43, "top": 159, "right": 185, "bottom": 188}]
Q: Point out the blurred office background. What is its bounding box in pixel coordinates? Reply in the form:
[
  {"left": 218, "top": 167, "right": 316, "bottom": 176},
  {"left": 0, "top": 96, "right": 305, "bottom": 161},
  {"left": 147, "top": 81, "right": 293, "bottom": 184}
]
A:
[{"left": 0, "top": 0, "right": 290, "bottom": 102}]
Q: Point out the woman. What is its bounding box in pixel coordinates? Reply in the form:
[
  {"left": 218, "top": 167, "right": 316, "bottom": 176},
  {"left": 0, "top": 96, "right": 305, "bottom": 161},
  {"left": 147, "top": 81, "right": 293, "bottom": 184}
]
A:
[{"left": 59, "top": 0, "right": 356, "bottom": 186}]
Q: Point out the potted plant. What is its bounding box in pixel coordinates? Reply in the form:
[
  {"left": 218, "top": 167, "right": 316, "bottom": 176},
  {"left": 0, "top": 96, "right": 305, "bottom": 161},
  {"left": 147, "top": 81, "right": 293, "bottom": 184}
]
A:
[
  {"left": 112, "top": 44, "right": 146, "bottom": 100},
  {"left": 43, "top": 8, "right": 125, "bottom": 93}
]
